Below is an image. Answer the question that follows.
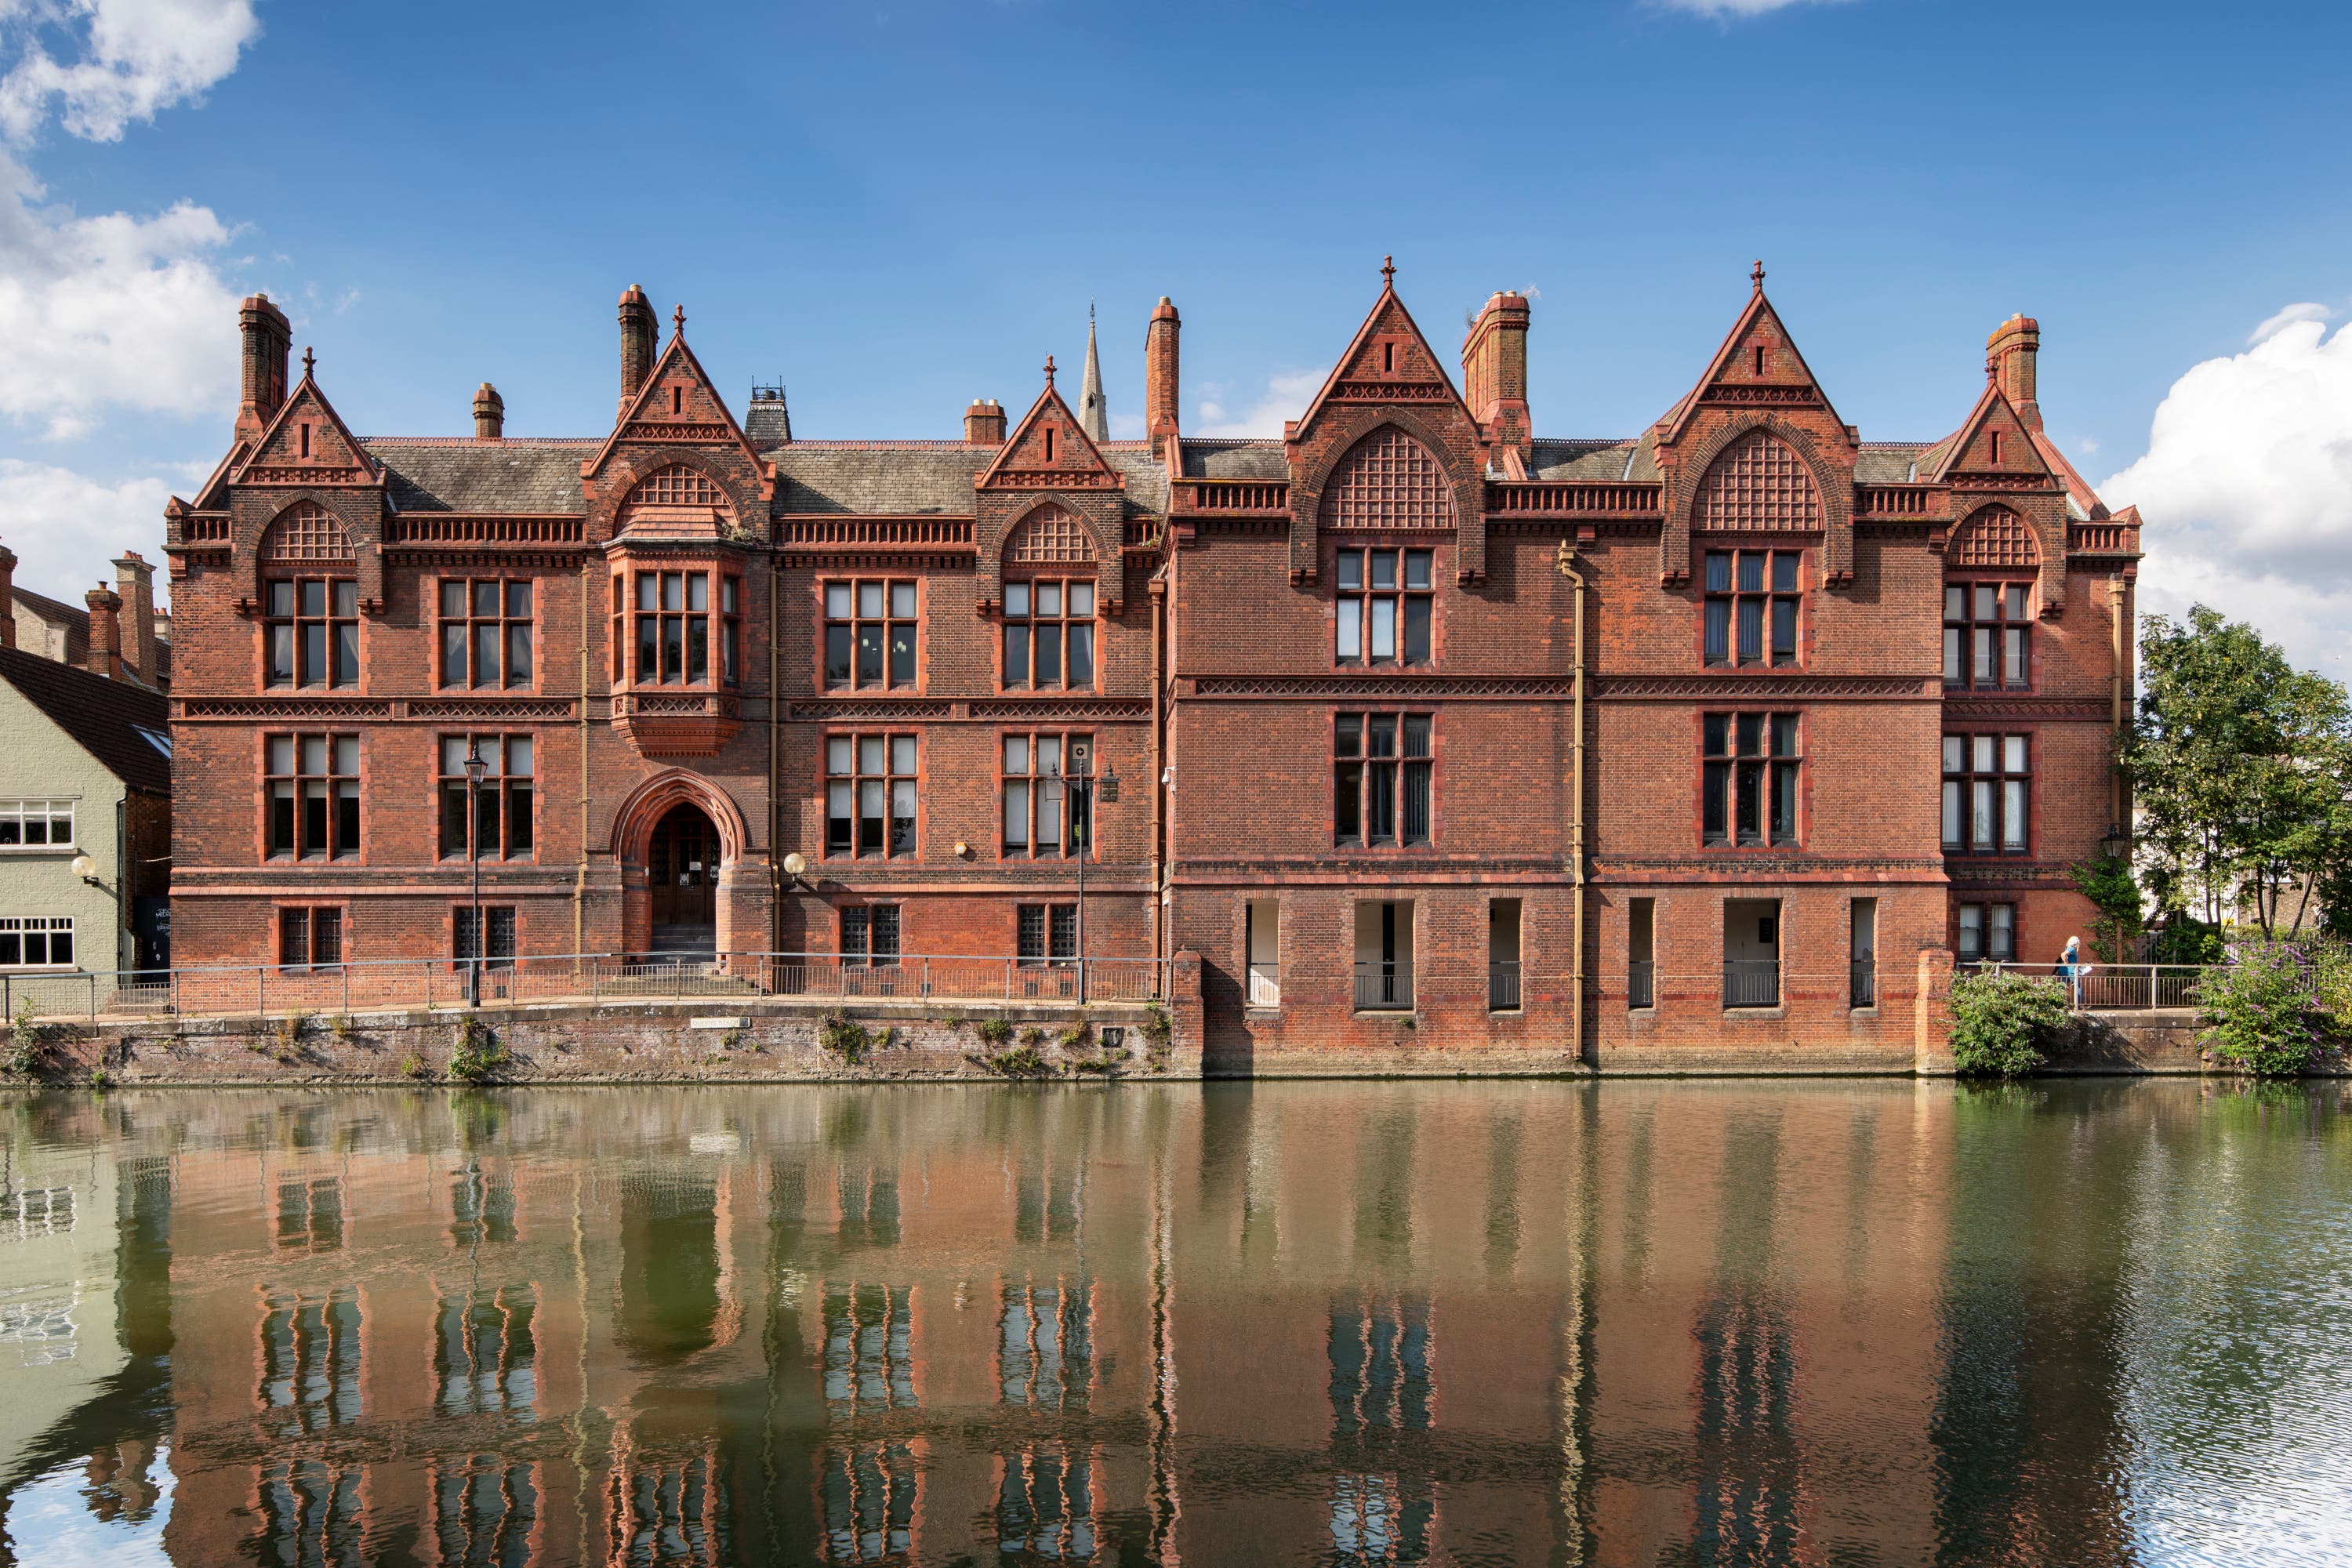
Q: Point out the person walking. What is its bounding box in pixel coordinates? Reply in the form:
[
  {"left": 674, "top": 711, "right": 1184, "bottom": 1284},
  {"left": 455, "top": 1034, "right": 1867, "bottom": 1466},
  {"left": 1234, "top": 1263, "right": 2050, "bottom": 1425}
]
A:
[{"left": 2057, "top": 935, "right": 2092, "bottom": 1008}]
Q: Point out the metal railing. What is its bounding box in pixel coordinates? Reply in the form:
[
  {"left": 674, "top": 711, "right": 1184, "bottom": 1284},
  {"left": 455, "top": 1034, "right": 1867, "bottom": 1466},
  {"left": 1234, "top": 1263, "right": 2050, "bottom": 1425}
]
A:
[
  {"left": 1850, "top": 958, "right": 1877, "bottom": 1009},
  {"left": 1353, "top": 961, "right": 1414, "bottom": 1012},
  {"left": 1247, "top": 962, "right": 1281, "bottom": 1008},
  {"left": 1724, "top": 960, "right": 1781, "bottom": 1008},
  {"left": 1958, "top": 960, "right": 2212, "bottom": 1012},
  {"left": 0, "top": 950, "right": 1170, "bottom": 1025},
  {"left": 1488, "top": 960, "right": 1522, "bottom": 1012},
  {"left": 1628, "top": 959, "right": 1655, "bottom": 1010}
]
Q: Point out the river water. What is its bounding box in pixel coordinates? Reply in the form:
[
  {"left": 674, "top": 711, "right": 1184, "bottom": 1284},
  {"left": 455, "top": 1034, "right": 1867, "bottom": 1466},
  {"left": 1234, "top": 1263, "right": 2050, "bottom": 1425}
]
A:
[{"left": 1, "top": 1080, "right": 2347, "bottom": 1566}]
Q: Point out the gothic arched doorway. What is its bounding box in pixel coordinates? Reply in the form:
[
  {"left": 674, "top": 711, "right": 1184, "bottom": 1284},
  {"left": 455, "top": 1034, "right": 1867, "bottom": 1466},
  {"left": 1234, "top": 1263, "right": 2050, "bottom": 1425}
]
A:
[{"left": 648, "top": 803, "right": 720, "bottom": 956}]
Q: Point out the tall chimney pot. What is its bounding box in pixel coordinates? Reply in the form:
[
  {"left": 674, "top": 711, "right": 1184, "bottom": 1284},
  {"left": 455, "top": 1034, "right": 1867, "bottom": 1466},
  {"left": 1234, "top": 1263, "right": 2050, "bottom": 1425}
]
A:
[
  {"left": 84, "top": 586, "right": 122, "bottom": 681},
  {"left": 111, "top": 551, "right": 156, "bottom": 685},
  {"left": 1145, "top": 298, "right": 1181, "bottom": 459},
  {"left": 474, "top": 382, "right": 505, "bottom": 440},
  {"left": 235, "top": 292, "right": 292, "bottom": 443},
  {"left": 965, "top": 399, "right": 1007, "bottom": 445}
]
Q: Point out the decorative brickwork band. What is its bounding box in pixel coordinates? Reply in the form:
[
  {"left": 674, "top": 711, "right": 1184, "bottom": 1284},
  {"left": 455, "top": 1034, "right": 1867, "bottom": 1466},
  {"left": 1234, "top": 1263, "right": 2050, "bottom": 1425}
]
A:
[
  {"left": 1595, "top": 673, "right": 1933, "bottom": 700},
  {"left": 1192, "top": 675, "right": 1574, "bottom": 699}
]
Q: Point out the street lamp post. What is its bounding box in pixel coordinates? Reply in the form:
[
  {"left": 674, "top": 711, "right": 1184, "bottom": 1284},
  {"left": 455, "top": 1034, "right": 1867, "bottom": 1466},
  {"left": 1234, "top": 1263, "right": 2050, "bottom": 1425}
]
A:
[
  {"left": 1051, "top": 758, "right": 1116, "bottom": 1005},
  {"left": 463, "top": 745, "right": 488, "bottom": 1007}
]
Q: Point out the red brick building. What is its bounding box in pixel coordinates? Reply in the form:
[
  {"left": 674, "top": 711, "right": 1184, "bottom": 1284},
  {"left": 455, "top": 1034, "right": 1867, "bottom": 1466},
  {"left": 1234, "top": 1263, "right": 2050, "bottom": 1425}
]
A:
[{"left": 162, "top": 266, "right": 2138, "bottom": 1069}]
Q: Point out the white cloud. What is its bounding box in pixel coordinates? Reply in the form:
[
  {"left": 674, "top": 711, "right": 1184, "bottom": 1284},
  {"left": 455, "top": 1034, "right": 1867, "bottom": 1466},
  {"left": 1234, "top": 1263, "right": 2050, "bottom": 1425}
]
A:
[
  {"left": 2102, "top": 313, "right": 2352, "bottom": 674},
  {"left": 1651, "top": 0, "right": 1852, "bottom": 16},
  {"left": 0, "top": 153, "right": 240, "bottom": 436},
  {"left": 0, "top": 0, "right": 255, "bottom": 437},
  {"left": 0, "top": 456, "right": 185, "bottom": 603},
  {"left": 1195, "top": 369, "right": 1323, "bottom": 438},
  {"left": 0, "top": 0, "right": 258, "bottom": 143},
  {"left": 2249, "top": 301, "right": 2332, "bottom": 345}
]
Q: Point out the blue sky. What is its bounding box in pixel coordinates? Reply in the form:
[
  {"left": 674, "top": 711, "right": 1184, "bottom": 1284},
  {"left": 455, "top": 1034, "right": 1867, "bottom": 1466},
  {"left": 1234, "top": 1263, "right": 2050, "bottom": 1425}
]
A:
[{"left": 3, "top": 0, "right": 2350, "bottom": 664}]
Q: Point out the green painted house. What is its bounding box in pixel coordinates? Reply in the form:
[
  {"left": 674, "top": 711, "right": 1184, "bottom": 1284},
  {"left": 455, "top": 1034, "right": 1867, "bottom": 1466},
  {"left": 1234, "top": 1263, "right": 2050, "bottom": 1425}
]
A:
[{"left": 0, "top": 644, "right": 172, "bottom": 990}]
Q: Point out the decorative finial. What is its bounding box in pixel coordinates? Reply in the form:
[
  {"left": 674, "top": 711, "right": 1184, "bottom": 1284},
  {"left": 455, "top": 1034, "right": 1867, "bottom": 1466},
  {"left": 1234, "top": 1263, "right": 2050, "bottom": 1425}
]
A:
[
  {"left": 673, "top": 303, "right": 685, "bottom": 333},
  {"left": 1382, "top": 255, "right": 1396, "bottom": 285},
  {"left": 1090, "top": 299, "right": 1096, "bottom": 325},
  {"left": 1044, "top": 354, "right": 1056, "bottom": 386},
  {"left": 1751, "top": 260, "right": 1766, "bottom": 292},
  {"left": 301, "top": 345, "right": 314, "bottom": 377}
]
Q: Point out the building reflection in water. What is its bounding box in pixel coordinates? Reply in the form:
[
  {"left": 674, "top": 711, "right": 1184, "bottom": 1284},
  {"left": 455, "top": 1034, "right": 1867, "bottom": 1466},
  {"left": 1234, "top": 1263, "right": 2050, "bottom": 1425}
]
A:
[{"left": 2, "top": 1081, "right": 2347, "bottom": 1564}]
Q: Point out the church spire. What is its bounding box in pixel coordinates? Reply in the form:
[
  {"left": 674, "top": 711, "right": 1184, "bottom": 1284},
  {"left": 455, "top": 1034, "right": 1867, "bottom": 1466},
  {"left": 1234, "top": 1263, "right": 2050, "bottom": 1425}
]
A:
[{"left": 1078, "top": 303, "right": 1109, "bottom": 444}]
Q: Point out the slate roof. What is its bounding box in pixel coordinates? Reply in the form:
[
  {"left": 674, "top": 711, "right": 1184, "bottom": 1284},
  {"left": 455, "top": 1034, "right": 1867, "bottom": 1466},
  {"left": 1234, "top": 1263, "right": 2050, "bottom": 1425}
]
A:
[
  {"left": 1178, "top": 440, "right": 1287, "bottom": 480},
  {"left": 768, "top": 442, "right": 1169, "bottom": 518},
  {"left": 361, "top": 439, "right": 593, "bottom": 514},
  {"left": 1530, "top": 439, "right": 1656, "bottom": 484},
  {"left": 1855, "top": 445, "right": 1929, "bottom": 485},
  {"left": 0, "top": 644, "right": 170, "bottom": 795},
  {"left": 9, "top": 586, "right": 89, "bottom": 662}
]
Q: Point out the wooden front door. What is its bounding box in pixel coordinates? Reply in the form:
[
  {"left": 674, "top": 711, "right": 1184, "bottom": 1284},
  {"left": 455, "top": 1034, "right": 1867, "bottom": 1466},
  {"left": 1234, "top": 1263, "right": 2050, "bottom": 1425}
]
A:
[{"left": 648, "top": 805, "right": 719, "bottom": 930}]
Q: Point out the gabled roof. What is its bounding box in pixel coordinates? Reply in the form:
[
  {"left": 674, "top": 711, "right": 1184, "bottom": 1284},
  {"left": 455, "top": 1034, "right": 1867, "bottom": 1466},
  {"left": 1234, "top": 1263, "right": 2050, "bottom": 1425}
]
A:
[
  {"left": 1292, "top": 263, "right": 1476, "bottom": 438},
  {"left": 1657, "top": 272, "right": 1847, "bottom": 444},
  {"left": 975, "top": 368, "right": 1121, "bottom": 492},
  {"left": 586, "top": 317, "right": 771, "bottom": 487},
  {"left": 1915, "top": 380, "right": 2053, "bottom": 488},
  {"left": 230, "top": 363, "right": 384, "bottom": 487},
  {"left": 0, "top": 644, "right": 170, "bottom": 795},
  {"left": 2028, "top": 427, "right": 2109, "bottom": 520}
]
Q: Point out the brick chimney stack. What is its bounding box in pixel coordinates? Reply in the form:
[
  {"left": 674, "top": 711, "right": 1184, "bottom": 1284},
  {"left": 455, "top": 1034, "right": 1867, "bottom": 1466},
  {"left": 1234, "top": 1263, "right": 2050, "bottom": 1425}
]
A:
[
  {"left": 112, "top": 551, "right": 156, "bottom": 685},
  {"left": 965, "top": 399, "right": 1006, "bottom": 444},
  {"left": 1145, "top": 297, "right": 1181, "bottom": 459},
  {"left": 0, "top": 539, "right": 16, "bottom": 649},
  {"left": 235, "top": 292, "right": 291, "bottom": 443},
  {"left": 474, "top": 382, "right": 505, "bottom": 440},
  {"left": 84, "top": 586, "right": 122, "bottom": 681},
  {"left": 1988, "top": 314, "right": 2042, "bottom": 430},
  {"left": 619, "top": 285, "right": 658, "bottom": 412},
  {"left": 1463, "top": 290, "right": 1533, "bottom": 464}
]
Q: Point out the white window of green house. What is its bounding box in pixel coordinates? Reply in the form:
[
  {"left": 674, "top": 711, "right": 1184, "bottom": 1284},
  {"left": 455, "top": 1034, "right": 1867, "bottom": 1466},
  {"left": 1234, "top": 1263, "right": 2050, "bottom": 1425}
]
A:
[
  {"left": 0, "top": 800, "right": 74, "bottom": 849},
  {"left": 0, "top": 916, "right": 74, "bottom": 967}
]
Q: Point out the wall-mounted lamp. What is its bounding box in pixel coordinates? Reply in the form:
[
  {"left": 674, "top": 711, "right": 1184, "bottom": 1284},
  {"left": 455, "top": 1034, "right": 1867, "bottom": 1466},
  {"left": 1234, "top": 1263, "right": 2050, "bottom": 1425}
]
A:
[
  {"left": 70, "top": 854, "right": 107, "bottom": 891},
  {"left": 781, "top": 851, "right": 808, "bottom": 891}
]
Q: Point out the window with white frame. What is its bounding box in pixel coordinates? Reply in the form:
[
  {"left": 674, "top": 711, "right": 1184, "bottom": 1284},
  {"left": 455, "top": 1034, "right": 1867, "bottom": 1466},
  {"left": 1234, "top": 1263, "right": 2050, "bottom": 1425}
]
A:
[
  {"left": 0, "top": 800, "right": 74, "bottom": 848},
  {"left": 1958, "top": 902, "right": 2016, "bottom": 963},
  {"left": 0, "top": 916, "right": 74, "bottom": 967}
]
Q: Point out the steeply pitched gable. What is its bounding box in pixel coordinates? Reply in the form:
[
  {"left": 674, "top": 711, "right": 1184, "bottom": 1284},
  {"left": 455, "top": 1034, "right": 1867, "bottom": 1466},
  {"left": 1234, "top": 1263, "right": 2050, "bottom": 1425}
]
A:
[
  {"left": 585, "top": 313, "right": 771, "bottom": 490},
  {"left": 976, "top": 365, "right": 1123, "bottom": 492},
  {"left": 230, "top": 361, "right": 382, "bottom": 488},
  {"left": 1918, "top": 382, "right": 2054, "bottom": 487},
  {"left": 1291, "top": 263, "right": 1475, "bottom": 440},
  {"left": 1657, "top": 271, "right": 1846, "bottom": 445}
]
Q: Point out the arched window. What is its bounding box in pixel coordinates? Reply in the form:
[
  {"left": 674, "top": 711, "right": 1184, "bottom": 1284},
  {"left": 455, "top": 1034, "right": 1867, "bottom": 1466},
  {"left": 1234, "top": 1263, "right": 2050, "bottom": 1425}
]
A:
[
  {"left": 260, "top": 503, "right": 356, "bottom": 689},
  {"left": 1693, "top": 430, "right": 1820, "bottom": 532},
  {"left": 1001, "top": 508, "right": 1098, "bottom": 692},
  {"left": 619, "top": 463, "right": 734, "bottom": 535},
  {"left": 1947, "top": 504, "right": 2040, "bottom": 569},
  {"left": 1004, "top": 506, "right": 1097, "bottom": 566},
  {"left": 1319, "top": 427, "right": 1456, "bottom": 530},
  {"left": 260, "top": 501, "right": 354, "bottom": 562}
]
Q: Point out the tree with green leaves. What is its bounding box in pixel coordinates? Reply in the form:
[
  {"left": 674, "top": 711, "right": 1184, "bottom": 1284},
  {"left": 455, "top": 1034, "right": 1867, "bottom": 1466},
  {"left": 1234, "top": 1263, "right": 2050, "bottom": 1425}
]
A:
[{"left": 2125, "top": 605, "right": 2352, "bottom": 937}]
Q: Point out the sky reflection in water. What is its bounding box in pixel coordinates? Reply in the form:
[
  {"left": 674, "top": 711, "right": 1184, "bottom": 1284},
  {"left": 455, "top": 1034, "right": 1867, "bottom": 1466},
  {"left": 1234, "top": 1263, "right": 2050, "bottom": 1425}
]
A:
[{"left": 1, "top": 1079, "right": 2347, "bottom": 1566}]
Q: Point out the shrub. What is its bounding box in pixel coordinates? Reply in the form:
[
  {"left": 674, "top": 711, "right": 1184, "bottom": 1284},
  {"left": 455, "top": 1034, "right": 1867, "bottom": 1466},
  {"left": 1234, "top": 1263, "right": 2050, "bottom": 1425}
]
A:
[
  {"left": 1018, "top": 1025, "right": 1047, "bottom": 1049},
  {"left": 819, "top": 1012, "right": 877, "bottom": 1065},
  {"left": 397, "top": 1051, "right": 433, "bottom": 1080},
  {"left": 1055, "top": 1023, "right": 1091, "bottom": 1053},
  {"left": 978, "top": 1045, "right": 1054, "bottom": 1078},
  {"left": 448, "top": 1015, "right": 509, "bottom": 1083},
  {"left": 5, "top": 1003, "right": 40, "bottom": 1076},
  {"left": 1947, "top": 969, "right": 2072, "bottom": 1078},
  {"left": 942, "top": 1011, "right": 967, "bottom": 1031},
  {"left": 1139, "top": 1004, "right": 1174, "bottom": 1069},
  {"left": 2198, "top": 939, "right": 2336, "bottom": 1076},
  {"left": 976, "top": 1017, "right": 1013, "bottom": 1048},
  {"left": 88, "top": 1065, "right": 113, "bottom": 1092}
]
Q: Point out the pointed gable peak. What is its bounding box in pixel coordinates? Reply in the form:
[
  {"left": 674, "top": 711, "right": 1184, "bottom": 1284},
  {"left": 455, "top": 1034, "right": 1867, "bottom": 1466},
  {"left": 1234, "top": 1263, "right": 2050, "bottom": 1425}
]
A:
[
  {"left": 232, "top": 355, "right": 381, "bottom": 486},
  {"left": 976, "top": 368, "right": 1121, "bottom": 492},
  {"left": 1920, "top": 379, "right": 2053, "bottom": 487},
  {"left": 1658, "top": 269, "right": 1846, "bottom": 444},
  {"left": 586, "top": 310, "right": 769, "bottom": 483},
  {"left": 1292, "top": 256, "right": 1474, "bottom": 441}
]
